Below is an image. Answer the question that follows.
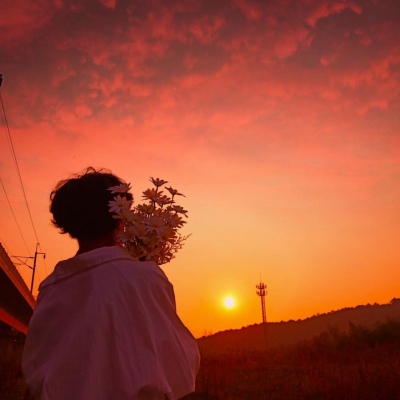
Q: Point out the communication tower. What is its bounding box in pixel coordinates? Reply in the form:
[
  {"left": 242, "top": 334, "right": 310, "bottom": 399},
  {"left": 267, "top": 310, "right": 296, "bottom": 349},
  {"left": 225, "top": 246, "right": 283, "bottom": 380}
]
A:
[
  {"left": 256, "top": 281, "right": 267, "bottom": 324},
  {"left": 256, "top": 280, "right": 268, "bottom": 350}
]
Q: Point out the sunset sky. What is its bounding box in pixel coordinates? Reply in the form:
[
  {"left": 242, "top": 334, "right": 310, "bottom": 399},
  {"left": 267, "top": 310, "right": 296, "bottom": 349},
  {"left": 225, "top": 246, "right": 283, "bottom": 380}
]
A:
[{"left": 1, "top": 0, "right": 399, "bottom": 338}]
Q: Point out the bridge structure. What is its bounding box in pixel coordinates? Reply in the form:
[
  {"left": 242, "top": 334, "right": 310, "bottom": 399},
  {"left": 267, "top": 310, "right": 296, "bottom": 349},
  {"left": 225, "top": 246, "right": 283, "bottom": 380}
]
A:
[{"left": 0, "top": 243, "right": 35, "bottom": 334}]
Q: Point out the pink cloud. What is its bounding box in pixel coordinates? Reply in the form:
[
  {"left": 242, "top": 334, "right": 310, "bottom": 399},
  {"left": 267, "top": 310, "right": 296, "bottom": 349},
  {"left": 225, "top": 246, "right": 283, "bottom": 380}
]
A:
[
  {"left": 186, "top": 16, "right": 226, "bottom": 44},
  {"left": 306, "top": 0, "right": 362, "bottom": 27},
  {"left": 1, "top": 0, "right": 399, "bottom": 156},
  {"left": 99, "top": 0, "right": 117, "bottom": 10},
  {"left": 273, "top": 26, "right": 311, "bottom": 59},
  {"left": 0, "top": 0, "right": 61, "bottom": 49},
  {"left": 233, "top": 0, "right": 263, "bottom": 20}
]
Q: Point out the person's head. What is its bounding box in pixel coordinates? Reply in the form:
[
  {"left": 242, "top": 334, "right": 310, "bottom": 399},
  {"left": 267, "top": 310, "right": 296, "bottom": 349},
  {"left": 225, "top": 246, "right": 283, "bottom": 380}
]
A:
[{"left": 50, "top": 167, "right": 131, "bottom": 242}]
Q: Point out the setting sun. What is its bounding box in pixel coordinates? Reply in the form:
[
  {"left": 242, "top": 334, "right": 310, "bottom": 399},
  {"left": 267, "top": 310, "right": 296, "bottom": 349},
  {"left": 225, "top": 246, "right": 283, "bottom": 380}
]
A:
[{"left": 223, "top": 296, "right": 236, "bottom": 309}]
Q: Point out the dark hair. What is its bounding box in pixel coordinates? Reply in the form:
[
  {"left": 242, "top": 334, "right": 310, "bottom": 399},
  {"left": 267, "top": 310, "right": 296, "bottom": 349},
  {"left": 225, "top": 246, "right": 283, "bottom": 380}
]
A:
[{"left": 50, "top": 167, "right": 132, "bottom": 241}]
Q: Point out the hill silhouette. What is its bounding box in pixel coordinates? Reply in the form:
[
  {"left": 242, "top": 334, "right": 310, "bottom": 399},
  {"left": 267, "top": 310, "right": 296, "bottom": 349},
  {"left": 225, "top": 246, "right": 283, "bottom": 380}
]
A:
[{"left": 198, "top": 298, "right": 400, "bottom": 355}]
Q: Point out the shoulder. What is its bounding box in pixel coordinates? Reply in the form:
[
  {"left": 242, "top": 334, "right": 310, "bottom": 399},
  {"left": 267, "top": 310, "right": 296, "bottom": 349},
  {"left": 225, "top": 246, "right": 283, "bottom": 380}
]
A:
[
  {"left": 40, "top": 246, "right": 168, "bottom": 290},
  {"left": 110, "top": 256, "right": 170, "bottom": 289}
]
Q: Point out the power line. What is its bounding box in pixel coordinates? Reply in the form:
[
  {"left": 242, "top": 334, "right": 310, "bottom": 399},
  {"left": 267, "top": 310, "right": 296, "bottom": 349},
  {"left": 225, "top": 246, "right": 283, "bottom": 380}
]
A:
[
  {"left": 0, "top": 77, "right": 49, "bottom": 285},
  {"left": 0, "top": 82, "right": 41, "bottom": 246},
  {"left": 0, "top": 177, "right": 31, "bottom": 255}
]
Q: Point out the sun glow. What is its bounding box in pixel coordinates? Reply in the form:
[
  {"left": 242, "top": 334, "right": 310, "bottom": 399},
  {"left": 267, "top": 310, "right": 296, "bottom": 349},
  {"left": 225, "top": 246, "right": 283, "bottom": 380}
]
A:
[{"left": 223, "top": 296, "right": 236, "bottom": 309}]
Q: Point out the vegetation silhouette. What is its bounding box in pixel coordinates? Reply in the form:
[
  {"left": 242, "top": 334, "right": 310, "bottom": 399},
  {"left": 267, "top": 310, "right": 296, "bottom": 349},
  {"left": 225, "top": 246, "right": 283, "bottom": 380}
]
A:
[
  {"left": 197, "top": 298, "right": 400, "bottom": 354},
  {"left": 185, "top": 318, "right": 400, "bottom": 400}
]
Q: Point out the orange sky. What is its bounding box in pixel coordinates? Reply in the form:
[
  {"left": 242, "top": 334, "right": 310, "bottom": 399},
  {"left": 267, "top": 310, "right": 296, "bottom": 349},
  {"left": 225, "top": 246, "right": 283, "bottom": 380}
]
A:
[{"left": 1, "top": 0, "right": 399, "bottom": 338}]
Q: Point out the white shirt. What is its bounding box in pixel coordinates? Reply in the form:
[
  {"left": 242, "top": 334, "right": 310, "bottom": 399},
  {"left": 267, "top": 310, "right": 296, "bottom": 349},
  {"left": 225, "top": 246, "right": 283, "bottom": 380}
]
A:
[{"left": 22, "top": 246, "right": 199, "bottom": 400}]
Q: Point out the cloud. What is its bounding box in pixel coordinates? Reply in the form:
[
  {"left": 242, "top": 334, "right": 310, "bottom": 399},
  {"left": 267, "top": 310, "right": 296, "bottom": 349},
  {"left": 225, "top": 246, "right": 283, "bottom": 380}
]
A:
[
  {"left": 0, "top": 0, "right": 61, "bottom": 49},
  {"left": 99, "top": 0, "right": 117, "bottom": 10},
  {"left": 305, "top": 0, "right": 362, "bottom": 27},
  {"left": 1, "top": 0, "right": 399, "bottom": 160}
]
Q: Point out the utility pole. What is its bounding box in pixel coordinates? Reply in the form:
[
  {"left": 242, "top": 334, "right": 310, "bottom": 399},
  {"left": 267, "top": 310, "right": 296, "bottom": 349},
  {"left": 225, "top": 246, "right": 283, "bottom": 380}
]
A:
[
  {"left": 13, "top": 243, "right": 46, "bottom": 293},
  {"left": 31, "top": 243, "right": 45, "bottom": 292}
]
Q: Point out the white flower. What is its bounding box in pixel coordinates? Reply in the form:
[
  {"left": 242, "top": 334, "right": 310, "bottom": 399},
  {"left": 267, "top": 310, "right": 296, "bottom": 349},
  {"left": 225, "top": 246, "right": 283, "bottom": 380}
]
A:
[
  {"left": 145, "top": 215, "right": 166, "bottom": 234},
  {"left": 108, "top": 183, "right": 132, "bottom": 194},
  {"left": 108, "top": 178, "right": 189, "bottom": 265},
  {"left": 112, "top": 208, "right": 135, "bottom": 222},
  {"left": 150, "top": 177, "right": 168, "bottom": 187},
  {"left": 158, "top": 226, "right": 176, "bottom": 241},
  {"left": 142, "top": 188, "right": 158, "bottom": 201},
  {"left": 136, "top": 204, "right": 154, "bottom": 214},
  {"left": 108, "top": 195, "right": 132, "bottom": 214},
  {"left": 166, "top": 186, "right": 185, "bottom": 197},
  {"left": 171, "top": 205, "right": 188, "bottom": 216},
  {"left": 132, "top": 224, "right": 148, "bottom": 239},
  {"left": 167, "top": 213, "right": 186, "bottom": 228},
  {"left": 117, "top": 226, "right": 136, "bottom": 243}
]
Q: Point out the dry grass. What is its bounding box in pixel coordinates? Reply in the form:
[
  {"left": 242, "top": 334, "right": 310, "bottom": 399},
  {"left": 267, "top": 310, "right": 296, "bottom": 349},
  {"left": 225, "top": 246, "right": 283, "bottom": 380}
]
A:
[{"left": 186, "top": 321, "right": 400, "bottom": 400}]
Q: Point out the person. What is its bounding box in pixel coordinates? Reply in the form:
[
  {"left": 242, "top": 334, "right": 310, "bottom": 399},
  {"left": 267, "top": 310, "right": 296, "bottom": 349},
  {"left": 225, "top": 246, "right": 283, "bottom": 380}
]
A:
[{"left": 22, "top": 167, "right": 199, "bottom": 400}]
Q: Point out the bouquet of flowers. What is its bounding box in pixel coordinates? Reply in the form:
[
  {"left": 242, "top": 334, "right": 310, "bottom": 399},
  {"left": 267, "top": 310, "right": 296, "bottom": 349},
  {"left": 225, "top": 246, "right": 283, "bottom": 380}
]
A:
[{"left": 108, "top": 177, "right": 189, "bottom": 265}]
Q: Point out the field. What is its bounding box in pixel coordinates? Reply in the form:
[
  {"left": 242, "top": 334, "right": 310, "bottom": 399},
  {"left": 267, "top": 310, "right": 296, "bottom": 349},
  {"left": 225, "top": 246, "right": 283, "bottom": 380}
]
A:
[
  {"left": 1, "top": 320, "right": 400, "bottom": 400},
  {"left": 185, "top": 321, "right": 400, "bottom": 400}
]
